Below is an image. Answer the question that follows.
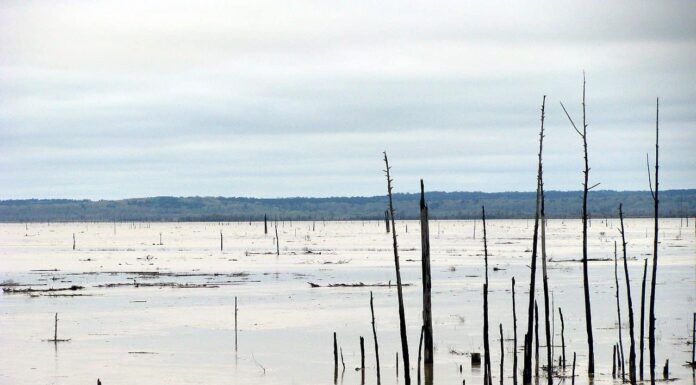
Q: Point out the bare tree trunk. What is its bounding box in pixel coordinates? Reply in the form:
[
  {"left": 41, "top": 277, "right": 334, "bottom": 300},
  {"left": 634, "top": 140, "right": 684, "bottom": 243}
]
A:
[
  {"left": 619, "top": 204, "right": 637, "bottom": 385},
  {"left": 234, "top": 296, "right": 238, "bottom": 351},
  {"left": 420, "top": 179, "right": 433, "bottom": 366},
  {"left": 275, "top": 225, "right": 279, "bottom": 256},
  {"left": 614, "top": 241, "right": 626, "bottom": 381},
  {"left": 370, "top": 291, "right": 381, "bottom": 385},
  {"left": 500, "top": 323, "right": 505, "bottom": 385},
  {"left": 535, "top": 301, "right": 539, "bottom": 379},
  {"left": 264, "top": 214, "right": 268, "bottom": 234},
  {"left": 417, "top": 325, "right": 424, "bottom": 385},
  {"left": 361, "top": 336, "right": 366, "bottom": 384},
  {"left": 523, "top": 96, "right": 545, "bottom": 385},
  {"left": 334, "top": 331, "right": 338, "bottom": 383},
  {"left": 385, "top": 210, "right": 391, "bottom": 233},
  {"left": 560, "top": 74, "right": 595, "bottom": 376},
  {"left": 512, "top": 277, "right": 518, "bottom": 385},
  {"left": 420, "top": 180, "right": 433, "bottom": 379},
  {"left": 540, "top": 183, "right": 552, "bottom": 385},
  {"left": 559, "top": 308, "right": 566, "bottom": 370},
  {"left": 482, "top": 206, "right": 492, "bottom": 385},
  {"left": 571, "top": 352, "right": 576, "bottom": 385},
  {"left": 648, "top": 98, "right": 660, "bottom": 385},
  {"left": 640, "top": 258, "right": 648, "bottom": 380},
  {"left": 383, "top": 152, "right": 410, "bottom": 385},
  {"left": 220, "top": 231, "right": 223, "bottom": 251}
]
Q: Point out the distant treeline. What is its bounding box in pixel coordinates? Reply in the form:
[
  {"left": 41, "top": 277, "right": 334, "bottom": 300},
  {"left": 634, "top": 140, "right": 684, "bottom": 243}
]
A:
[{"left": 0, "top": 190, "right": 694, "bottom": 222}]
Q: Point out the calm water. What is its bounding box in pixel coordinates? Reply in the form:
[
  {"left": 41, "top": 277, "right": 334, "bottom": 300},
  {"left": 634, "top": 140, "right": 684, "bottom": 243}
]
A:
[{"left": 0, "top": 219, "right": 694, "bottom": 385}]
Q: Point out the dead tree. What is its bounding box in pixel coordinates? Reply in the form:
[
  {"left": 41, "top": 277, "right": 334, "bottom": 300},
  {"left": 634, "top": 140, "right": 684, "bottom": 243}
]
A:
[
  {"left": 560, "top": 74, "right": 597, "bottom": 376},
  {"left": 619, "top": 204, "right": 637, "bottom": 385},
  {"left": 539, "top": 175, "right": 552, "bottom": 385},
  {"left": 220, "top": 231, "right": 223, "bottom": 251},
  {"left": 417, "top": 325, "right": 424, "bottom": 385},
  {"left": 559, "top": 308, "right": 566, "bottom": 369},
  {"left": 535, "top": 301, "right": 539, "bottom": 379},
  {"left": 482, "top": 206, "right": 492, "bottom": 385},
  {"left": 512, "top": 277, "right": 518, "bottom": 385},
  {"left": 234, "top": 296, "right": 238, "bottom": 351},
  {"left": 383, "top": 152, "right": 410, "bottom": 385},
  {"left": 334, "top": 332, "right": 338, "bottom": 382},
  {"left": 523, "top": 96, "right": 545, "bottom": 385},
  {"left": 370, "top": 291, "right": 381, "bottom": 385},
  {"left": 640, "top": 258, "right": 648, "bottom": 380},
  {"left": 264, "top": 214, "right": 268, "bottom": 234},
  {"left": 360, "top": 336, "right": 366, "bottom": 374},
  {"left": 420, "top": 180, "right": 434, "bottom": 378},
  {"left": 73, "top": 233, "right": 76, "bottom": 250},
  {"left": 613, "top": 241, "right": 626, "bottom": 381},
  {"left": 500, "top": 323, "right": 505, "bottom": 385},
  {"left": 647, "top": 98, "right": 660, "bottom": 385},
  {"left": 385, "top": 210, "right": 391, "bottom": 233},
  {"left": 275, "top": 225, "right": 280, "bottom": 256},
  {"left": 571, "top": 352, "right": 576, "bottom": 385}
]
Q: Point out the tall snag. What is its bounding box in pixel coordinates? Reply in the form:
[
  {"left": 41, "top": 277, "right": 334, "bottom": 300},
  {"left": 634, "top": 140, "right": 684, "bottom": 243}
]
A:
[
  {"left": 370, "top": 291, "right": 381, "bottom": 385},
  {"left": 383, "top": 152, "right": 410, "bottom": 385},
  {"left": 420, "top": 179, "right": 434, "bottom": 383},
  {"left": 561, "top": 75, "right": 597, "bottom": 376},
  {"left": 512, "top": 277, "right": 518, "bottom": 385},
  {"left": 640, "top": 258, "right": 648, "bottom": 380},
  {"left": 523, "top": 95, "right": 546, "bottom": 385},
  {"left": 648, "top": 98, "right": 660, "bottom": 385},
  {"left": 619, "top": 204, "right": 637, "bottom": 385},
  {"left": 482, "top": 206, "right": 493, "bottom": 385}
]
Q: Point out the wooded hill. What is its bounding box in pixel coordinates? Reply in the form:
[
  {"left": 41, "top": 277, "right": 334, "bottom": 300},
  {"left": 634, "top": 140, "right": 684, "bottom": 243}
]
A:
[{"left": 1, "top": 190, "right": 694, "bottom": 222}]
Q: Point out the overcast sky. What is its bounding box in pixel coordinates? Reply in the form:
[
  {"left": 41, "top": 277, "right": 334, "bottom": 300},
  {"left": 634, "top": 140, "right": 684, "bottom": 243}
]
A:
[{"left": 1, "top": 1, "right": 694, "bottom": 199}]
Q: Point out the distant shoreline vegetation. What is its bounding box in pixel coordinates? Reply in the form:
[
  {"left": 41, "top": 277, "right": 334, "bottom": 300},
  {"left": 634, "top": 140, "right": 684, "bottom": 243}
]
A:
[{"left": 0, "top": 189, "right": 694, "bottom": 222}]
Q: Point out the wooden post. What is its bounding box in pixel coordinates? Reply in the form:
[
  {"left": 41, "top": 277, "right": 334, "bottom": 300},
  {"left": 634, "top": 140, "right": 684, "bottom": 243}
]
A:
[
  {"left": 383, "top": 152, "right": 410, "bottom": 385},
  {"left": 512, "top": 277, "right": 518, "bottom": 385},
  {"left": 234, "top": 296, "right": 238, "bottom": 351},
  {"left": 370, "top": 291, "right": 381, "bottom": 385},
  {"left": 619, "top": 204, "right": 637, "bottom": 385},
  {"left": 275, "top": 225, "right": 279, "bottom": 256},
  {"left": 420, "top": 180, "right": 433, "bottom": 374},
  {"left": 648, "top": 98, "right": 660, "bottom": 385},
  {"left": 559, "top": 308, "right": 566, "bottom": 369},
  {"left": 561, "top": 74, "right": 596, "bottom": 377},
  {"left": 499, "top": 324, "right": 504, "bottom": 385},
  {"left": 640, "top": 258, "right": 648, "bottom": 380},
  {"left": 613, "top": 345, "right": 617, "bottom": 378},
  {"left": 360, "top": 336, "right": 366, "bottom": 383},
  {"left": 523, "top": 96, "right": 545, "bottom": 385},
  {"left": 333, "top": 332, "right": 338, "bottom": 382},
  {"left": 662, "top": 359, "right": 668, "bottom": 380}
]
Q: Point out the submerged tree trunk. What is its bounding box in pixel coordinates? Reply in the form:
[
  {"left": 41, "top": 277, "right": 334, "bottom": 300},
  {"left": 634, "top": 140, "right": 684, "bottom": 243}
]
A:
[
  {"left": 648, "top": 99, "right": 660, "bottom": 385},
  {"left": 383, "top": 152, "right": 410, "bottom": 385},
  {"left": 482, "top": 206, "right": 492, "bottom": 385},
  {"left": 512, "top": 277, "right": 518, "bottom": 385},
  {"left": 640, "top": 258, "right": 648, "bottom": 380},
  {"left": 619, "top": 204, "right": 637, "bottom": 385},
  {"left": 614, "top": 241, "right": 626, "bottom": 382},
  {"left": 523, "top": 96, "right": 546, "bottom": 385},
  {"left": 370, "top": 291, "right": 381, "bottom": 385},
  {"left": 561, "top": 75, "right": 595, "bottom": 376},
  {"left": 419, "top": 180, "right": 434, "bottom": 384}
]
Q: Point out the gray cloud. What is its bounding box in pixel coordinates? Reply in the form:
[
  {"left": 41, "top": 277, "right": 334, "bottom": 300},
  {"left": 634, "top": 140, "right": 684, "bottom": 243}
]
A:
[{"left": 0, "top": 0, "right": 695, "bottom": 199}]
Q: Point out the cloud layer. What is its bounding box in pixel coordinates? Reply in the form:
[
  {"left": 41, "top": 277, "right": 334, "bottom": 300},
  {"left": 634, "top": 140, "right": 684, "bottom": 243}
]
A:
[{"left": 1, "top": 0, "right": 695, "bottom": 199}]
